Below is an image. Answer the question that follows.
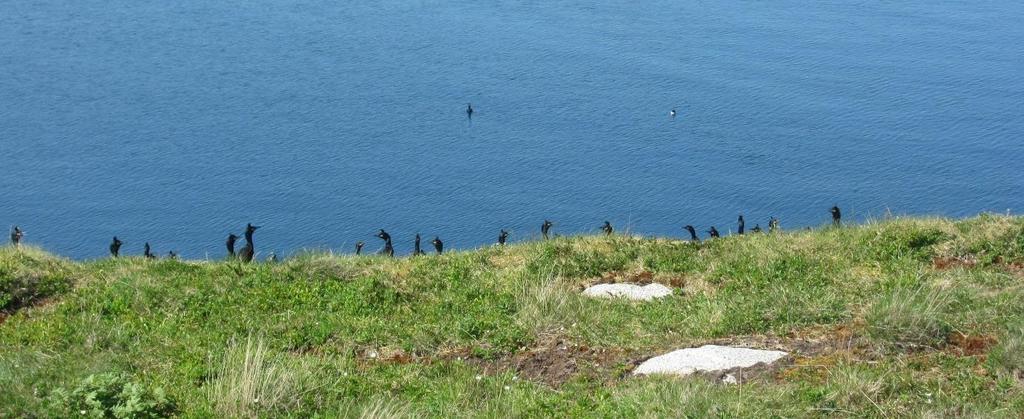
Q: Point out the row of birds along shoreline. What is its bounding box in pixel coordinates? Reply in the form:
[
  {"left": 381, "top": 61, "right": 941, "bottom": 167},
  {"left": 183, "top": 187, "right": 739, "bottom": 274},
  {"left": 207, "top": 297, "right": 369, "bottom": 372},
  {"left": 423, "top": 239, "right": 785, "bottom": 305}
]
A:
[{"left": 7, "top": 206, "right": 843, "bottom": 262}]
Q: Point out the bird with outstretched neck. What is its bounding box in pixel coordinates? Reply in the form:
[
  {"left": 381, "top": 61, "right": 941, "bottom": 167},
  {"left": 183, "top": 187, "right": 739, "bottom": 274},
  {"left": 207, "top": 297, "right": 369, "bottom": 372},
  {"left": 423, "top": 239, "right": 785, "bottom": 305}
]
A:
[
  {"left": 432, "top": 236, "right": 443, "bottom": 255},
  {"left": 109, "top": 237, "right": 122, "bottom": 257},
  {"left": 498, "top": 229, "right": 509, "bottom": 246},
  {"left": 601, "top": 221, "right": 613, "bottom": 236},
  {"left": 377, "top": 229, "right": 394, "bottom": 257},
  {"left": 10, "top": 226, "right": 23, "bottom": 247},
  {"left": 541, "top": 220, "right": 553, "bottom": 240},
  {"left": 684, "top": 225, "right": 698, "bottom": 241},
  {"left": 238, "top": 223, "right": 260, "bottom": 263},
  {"left": 831, "top": 206, "right": 842, "bottom": 226},
  {"left": 144, "top": 242, "right": 156, "bottom": 259},
  {"left": 226, "top": 233, "right": 239, "bottom": 258},
  {"left": 737, "top": 215, "right": 745, "bottom": 235},
  {"left": 355, "top": 241, "right": 364, "bottom": 255},
  {"left": 414, "top": 233, "right": 425, "bottom": 256}
]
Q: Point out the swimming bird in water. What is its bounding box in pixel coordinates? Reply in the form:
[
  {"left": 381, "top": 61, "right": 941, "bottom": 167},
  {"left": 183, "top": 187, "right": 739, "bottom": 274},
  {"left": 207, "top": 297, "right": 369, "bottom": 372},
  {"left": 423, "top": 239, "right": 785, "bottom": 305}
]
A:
[
  {"left": 144, "top": 242, "right": 156, "bottom": 259},
  {"left": 498, "top": 229, "right": 509, "bottom": 246},
  {"left": 830, "top": 206, "right": 842, "bottom": 226},
  {"left": 601, "top": 221, "right": 613, "bottom": 236},
  {"left": 414, "top": 234, "right": 425, "bottom": 256},
  {"left": 670, "top": 108, "right": 677, "bottom": 118},
  {"left": 377, "top": 229, "right": 393, "bottom": 257},
  {"left": 466, "top": 103, "right": 474, "bottom": 119},
  {"left": 541, "top": 220, "right": 553, "bottom": 240},
  {"left": 708, "top": 227, "right": 720, "bottom": 238},
  {"left": 10, "top": 226, "right": 23, "bottom": 247},
  {"left": 110, "top": 236, "right": 122, "bottom": 257},
  {"left": 355, "top": 241, "right": 364, "bottom": 255},
  {"left": 226, "top": 233, "right": 239, "bottom": 258},
  {"left": 768, "top": 217, "right": 780, "bottom": 233},
  {"left": 751, "top": 224, "right": 762, "bottom": 233},
  {"left": 432, "top": 236, "right": 443, "bottom": 254},
  {"left": 239, "top": 223, "right": 260, "bottom": 263},
  {"left": 684, "top": 225, "right": 698, "bottom": 241},
  {"left": 737, "top": 215, "right": 745, "bottom": 235}
]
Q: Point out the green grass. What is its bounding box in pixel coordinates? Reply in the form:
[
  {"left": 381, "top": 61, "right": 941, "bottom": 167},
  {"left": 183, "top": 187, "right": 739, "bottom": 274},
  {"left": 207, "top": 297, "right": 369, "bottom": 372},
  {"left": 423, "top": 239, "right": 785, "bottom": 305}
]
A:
[{"left": 1, "top": 214, "right": 1023, "bottom": 417}]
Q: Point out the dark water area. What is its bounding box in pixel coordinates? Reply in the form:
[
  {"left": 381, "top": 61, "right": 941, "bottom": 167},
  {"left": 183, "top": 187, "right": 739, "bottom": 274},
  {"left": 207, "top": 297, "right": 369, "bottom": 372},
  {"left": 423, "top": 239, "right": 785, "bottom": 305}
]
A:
[{"left": 2, "top": 1, "right": 1022, "bottom": 259}]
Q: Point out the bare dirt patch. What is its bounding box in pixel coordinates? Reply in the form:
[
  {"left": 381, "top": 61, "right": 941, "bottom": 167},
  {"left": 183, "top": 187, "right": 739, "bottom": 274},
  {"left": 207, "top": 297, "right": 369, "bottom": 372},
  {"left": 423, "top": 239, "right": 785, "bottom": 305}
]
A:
[
  {"left": 946, "top": 331, "right": 997, "bottom": 357},
  {"left": 932, "top": 255, "right": 978, "bottom": 270}
]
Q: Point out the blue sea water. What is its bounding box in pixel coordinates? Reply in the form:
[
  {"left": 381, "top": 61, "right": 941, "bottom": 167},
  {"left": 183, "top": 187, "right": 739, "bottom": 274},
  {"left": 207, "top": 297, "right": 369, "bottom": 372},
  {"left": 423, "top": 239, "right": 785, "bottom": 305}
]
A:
[{"left": 1, "top": 1, "right": 1022, "bottom": 259}]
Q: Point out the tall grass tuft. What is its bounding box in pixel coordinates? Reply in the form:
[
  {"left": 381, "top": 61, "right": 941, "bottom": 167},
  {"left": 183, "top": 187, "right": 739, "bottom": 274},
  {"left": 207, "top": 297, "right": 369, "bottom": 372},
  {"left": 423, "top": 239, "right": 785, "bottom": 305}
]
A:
[
  {"left": 988, "top": 323, "right": 1024, "bottom": 382},
  {"left": 866, "top": 286, "right": 951, "bottom": 350},
  {"left": 206, "top": 335, "right": 311, "bottom": 417}
]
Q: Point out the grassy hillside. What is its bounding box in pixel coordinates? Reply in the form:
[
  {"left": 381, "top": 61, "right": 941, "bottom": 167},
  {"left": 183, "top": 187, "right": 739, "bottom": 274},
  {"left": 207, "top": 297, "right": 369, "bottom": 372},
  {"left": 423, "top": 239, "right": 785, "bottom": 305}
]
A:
[{"left": 2, "top": 215, "right": 1024, "bottom": 417}]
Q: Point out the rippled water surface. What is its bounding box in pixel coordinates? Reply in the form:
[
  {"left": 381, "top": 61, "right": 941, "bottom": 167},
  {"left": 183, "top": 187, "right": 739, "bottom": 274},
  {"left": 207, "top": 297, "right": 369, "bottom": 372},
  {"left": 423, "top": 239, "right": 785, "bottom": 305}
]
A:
[{"left": 2, "top": 1, "right": 1022, "bottom": 258}]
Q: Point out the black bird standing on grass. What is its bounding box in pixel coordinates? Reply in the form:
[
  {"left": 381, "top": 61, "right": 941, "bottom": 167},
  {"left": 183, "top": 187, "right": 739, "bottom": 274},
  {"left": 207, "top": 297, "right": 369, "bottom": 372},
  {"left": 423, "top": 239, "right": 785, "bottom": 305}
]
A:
[
  {"left": 684, "top": 225, "right": 698, "bottom": 241},
  {"left": 708, "top": 227, "right": 720, "bottom": 238},
  {"left": 541, "top": 220, "right": 553, "bottom": 240},
  {"left": 10, "top": 226, "right": 23, "bottom": 246},
  {"left": 168, "top": 251, "right": 178, "bottom": 260},
  {"left": 498, "top": 229, "right": 509, "bottom": 246},
  {"left": 751, "top": 224, "right": 763, "bottom": 233},
  {"left": 377, "top": 229, "right": 393, "bottom": 257},
  {"left": 432, "top": 236, "right": 443, "bottom": 255},
  {"left": 831, "top": 206, "right": 842, "bottom": 226},
  {"left": 110, "top": 237, "right": 122, "bottom": 257},
  {"left": 144, "top": 242, "right": 156, "bottom": 259},
  {"left": 414, "top": 234, "right": 425, "bottom": 256},
  {"left": 601, "top": 221, "right": 613, "bottom": 236},
  {"left": 737, "top": 215, "right": 745, "bottom": 235},
  {"left": 355, "top": 241, "right": 364, "bottom": 255},
  {"left": 768, "top": 217, "right": 780, "bottom": 233},
  {"left": 239, "top": 223, "right": 260, "bottom": 263},
  {"left": 226, "top": 233, "right": 239, "bottom": 258}
]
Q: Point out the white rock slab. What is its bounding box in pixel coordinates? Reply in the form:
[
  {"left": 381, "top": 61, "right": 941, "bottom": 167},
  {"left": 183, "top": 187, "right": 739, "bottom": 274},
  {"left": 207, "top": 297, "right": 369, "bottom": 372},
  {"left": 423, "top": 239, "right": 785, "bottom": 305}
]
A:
[
  {"left": 582, "top": 283, "right": 673, "bottom": 301},
  {"left": 633, "top": 345, "right": 789, "bottom": 377}
]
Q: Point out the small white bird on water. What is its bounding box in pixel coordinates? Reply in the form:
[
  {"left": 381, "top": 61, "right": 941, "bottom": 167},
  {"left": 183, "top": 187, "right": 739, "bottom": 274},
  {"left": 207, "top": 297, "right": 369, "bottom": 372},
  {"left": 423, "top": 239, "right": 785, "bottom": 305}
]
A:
[{"left": 670, "top": 108, "right": 677, "bottom": 118}]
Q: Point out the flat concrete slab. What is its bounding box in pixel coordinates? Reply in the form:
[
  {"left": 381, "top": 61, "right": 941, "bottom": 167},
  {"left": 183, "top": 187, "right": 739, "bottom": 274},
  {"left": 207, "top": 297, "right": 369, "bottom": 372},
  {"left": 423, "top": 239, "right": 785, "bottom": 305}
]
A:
[
  {"left": 633, "top": 345, "right": 789, "bottom": 377},
  {"left": 582, "top": 283, "right": 673, "bottom": 301}
]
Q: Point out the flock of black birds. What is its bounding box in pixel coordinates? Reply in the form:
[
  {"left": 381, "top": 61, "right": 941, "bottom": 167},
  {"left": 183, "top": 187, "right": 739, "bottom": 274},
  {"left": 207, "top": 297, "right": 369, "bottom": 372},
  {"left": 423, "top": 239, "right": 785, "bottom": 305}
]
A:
[{"left": 6, "top": 206, "right": 845, "bottom": 263}]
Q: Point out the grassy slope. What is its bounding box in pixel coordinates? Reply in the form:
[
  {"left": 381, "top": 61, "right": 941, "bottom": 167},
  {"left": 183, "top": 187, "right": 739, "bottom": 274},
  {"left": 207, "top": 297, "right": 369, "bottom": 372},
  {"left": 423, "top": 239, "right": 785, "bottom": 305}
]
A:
[{"left": 1, "top": 215, "right": 1024, "bottom": 417}]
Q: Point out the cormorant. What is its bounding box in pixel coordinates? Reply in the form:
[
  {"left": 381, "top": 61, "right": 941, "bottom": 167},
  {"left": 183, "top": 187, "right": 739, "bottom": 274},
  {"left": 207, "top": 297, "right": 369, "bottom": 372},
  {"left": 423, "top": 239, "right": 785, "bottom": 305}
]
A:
[
  {"left": 167, "top": 251, "right": 178, "bottom": 260},
  {"left": 498, "top": 229, "right": 509, "bottom": 246},
  {"left": 10, "top": 226, "right": 23, "bottom": 246},
  {"left": 239, "top": 223, "right": 260, "bottom": 263},
  {"left": 432, "top": 236, "right": 443, "bottom": 254},
  {"left": 708, "top": 227, "right": 720, "bottom": 238},
  {"left": 226, "top": 233, "right": 239, "bottom": 258},
  {"left": 684, "top": 225, "right": 698, "bottom": 241},
  {"left": 831, "top": 206, "right": 842, "bottom": 226},
  {"left": 737, "top": 215, "right": 745, "bottom": 235},
  {"left": 110, "top": 236, "right": 122, "bottom": 257},
  {"left": 377, "top": 230, "right": 393, "bottom": 257},
  {"left": 541, "top": 220, "right": 553, "bottom": 240},
  {"left": 355, "top": 241, "right": 365, "bottom": 255},
  {"left": 414, "top": 233, "right": 425, "bottom": 256},
  {"left": 751, "top": 224, "right": 762, "bottom": 233},
  {"left": 144, "top": 242, "right": 156, "bottom": 259},
  {"left": 601, "top": 221, "right": 613, "bottom": 236},
  {"left": 768, "top": 217, "right": 780, "bottom": 233},
  {"left": 466, "top": 103, "right": 474, "bottom": 119}
]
